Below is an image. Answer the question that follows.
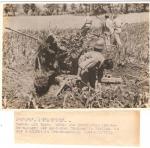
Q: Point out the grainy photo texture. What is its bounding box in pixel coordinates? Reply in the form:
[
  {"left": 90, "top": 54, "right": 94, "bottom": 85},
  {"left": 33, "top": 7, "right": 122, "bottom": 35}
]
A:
[{"left": 2, "top": 3, "right": 150, "bottom": 109}]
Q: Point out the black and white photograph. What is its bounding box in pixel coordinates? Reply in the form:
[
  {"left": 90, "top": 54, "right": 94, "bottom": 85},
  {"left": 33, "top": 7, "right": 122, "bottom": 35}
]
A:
[{"left": 2, "top": 3, "right": 149, "bottom": 109}]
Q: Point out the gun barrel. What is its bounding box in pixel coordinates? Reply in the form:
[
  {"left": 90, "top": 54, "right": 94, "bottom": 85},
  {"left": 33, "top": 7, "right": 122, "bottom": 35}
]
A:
[{"left": 5, "top": 27, "right": 39, "bottom": 41}]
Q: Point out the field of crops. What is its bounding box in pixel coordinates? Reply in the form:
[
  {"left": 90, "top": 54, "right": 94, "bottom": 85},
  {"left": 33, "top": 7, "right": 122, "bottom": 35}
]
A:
[
  {"left": 4, "top": 12, "right": 149, "bottom": 30},
  {"left": 2, "top": 15, "right": 149, "bottom": 109}
]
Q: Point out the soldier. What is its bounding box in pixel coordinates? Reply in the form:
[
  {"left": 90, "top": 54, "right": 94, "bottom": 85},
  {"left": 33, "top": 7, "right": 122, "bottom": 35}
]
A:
[
  {"left": 78, "top": 39, "right": 113, "bottom": 88},
  {"left": 113, "top": 14, "right": 125, "bottom": 47},
  {"left": 81, "top": 13, "right": 92, "bottom": 36},
  {"left": 113, "top": 14, "right": 127, "bottom": 65},
  {"left": 102, "top": 14, "right": 114, "bottom": 49}
]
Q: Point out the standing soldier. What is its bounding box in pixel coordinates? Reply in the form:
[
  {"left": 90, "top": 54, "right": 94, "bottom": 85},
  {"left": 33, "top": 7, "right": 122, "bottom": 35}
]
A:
[
  {"left": 113, "top": 14, "right": 123, "bottom": 47},
  {"left": 113, "top": 14, "right": 127, "bottom": 65},
  {"left": 102, "top": 14, "right": 114, "bottom": 50},
  {"left": 81, "top": 13, "right": 92, "bottom": 36}
]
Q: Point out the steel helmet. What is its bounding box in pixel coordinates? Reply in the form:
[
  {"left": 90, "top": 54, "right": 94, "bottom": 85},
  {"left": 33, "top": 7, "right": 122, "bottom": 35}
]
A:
[{"left": 94, "top": 38, "right": 105, "bottom": 51}]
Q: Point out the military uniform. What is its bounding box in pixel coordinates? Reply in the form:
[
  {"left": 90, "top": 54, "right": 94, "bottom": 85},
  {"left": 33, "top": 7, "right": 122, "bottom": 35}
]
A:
[
  {"left": 113, "top": 15, "right": 127, "bottom": 65},
  {"left": 113, "top": 17, "right": 123, "bottom": 47},
  {"left": 81, "top": 15, "right": 92, "bottom": 36},
  {"left": 78, "top": 50, "right": 105, "bottom": 88},
  {"left": 102, "top": 15, "right": 114, "bottom": 49}
]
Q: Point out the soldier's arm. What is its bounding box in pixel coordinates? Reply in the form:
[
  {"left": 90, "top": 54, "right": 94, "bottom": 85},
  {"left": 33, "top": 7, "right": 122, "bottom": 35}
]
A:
[{"left": 97, "top": 66, "right": 104, "bottom": 82}]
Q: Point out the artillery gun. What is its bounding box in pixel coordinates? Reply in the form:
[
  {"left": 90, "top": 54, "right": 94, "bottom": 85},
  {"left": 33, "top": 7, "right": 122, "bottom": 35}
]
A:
[
  {"left": 5, "top": 27, "right": 85, "bottom": 96},
  {"left": 5, "top": 27, "right": 65, "bottom": 95},
  {"left": 5, "top": 27, "right": 45, "bottom": 45}
]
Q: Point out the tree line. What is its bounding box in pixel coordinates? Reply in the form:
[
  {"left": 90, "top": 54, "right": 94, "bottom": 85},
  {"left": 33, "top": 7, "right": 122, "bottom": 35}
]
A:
[{"left": 3, "top": 3, "right": 149, "bottom": 16}]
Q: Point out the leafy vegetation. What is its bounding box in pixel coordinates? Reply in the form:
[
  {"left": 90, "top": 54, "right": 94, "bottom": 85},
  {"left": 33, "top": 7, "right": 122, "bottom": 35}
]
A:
[
  {"left": 2, "top": 19, "right": 149, "bottom": 108},
  {"left": 3, "top": 3, "right": 149, "bottom": 16}
]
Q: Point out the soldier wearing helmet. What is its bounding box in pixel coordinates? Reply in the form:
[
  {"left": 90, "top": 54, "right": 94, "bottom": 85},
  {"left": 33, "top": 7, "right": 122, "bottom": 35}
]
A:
[{"left": 78, "top": 38, "right": 113, "bottom": 88}]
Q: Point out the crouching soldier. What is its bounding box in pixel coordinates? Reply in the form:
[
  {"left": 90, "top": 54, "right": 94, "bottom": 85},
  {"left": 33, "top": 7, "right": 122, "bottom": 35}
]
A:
[{"left": 78, "top": 39, "right": 113, "bottom": 88}]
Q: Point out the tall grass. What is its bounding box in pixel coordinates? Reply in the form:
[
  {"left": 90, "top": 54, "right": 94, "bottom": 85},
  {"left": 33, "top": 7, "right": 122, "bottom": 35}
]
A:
[{"left": 2, "top": 22, "right": 149, "bottom": 108}]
